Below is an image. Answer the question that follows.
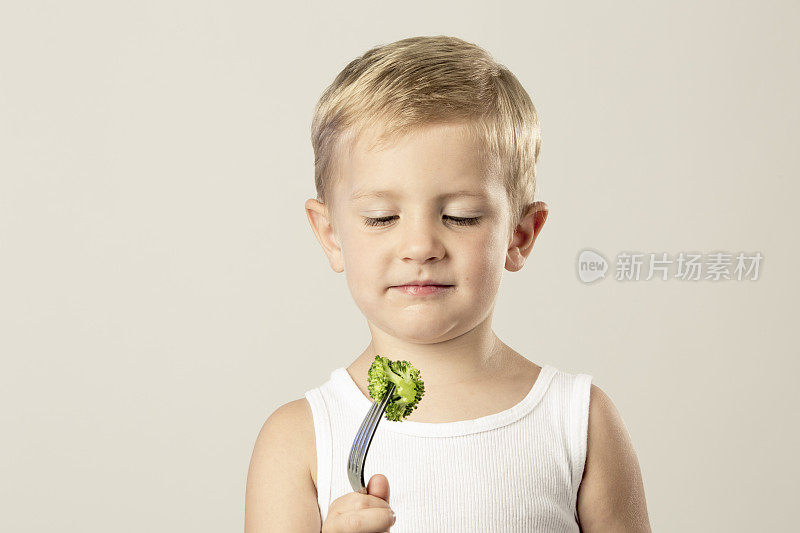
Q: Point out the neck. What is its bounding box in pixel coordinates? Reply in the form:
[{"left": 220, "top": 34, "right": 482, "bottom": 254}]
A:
[{"left": 354, "top": 316, "right": 514, "bottom": 389}]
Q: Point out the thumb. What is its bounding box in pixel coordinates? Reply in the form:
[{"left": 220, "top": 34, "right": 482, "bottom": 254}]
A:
[{"left": 366, "top": 473, "right": 390, "bottom": 505}]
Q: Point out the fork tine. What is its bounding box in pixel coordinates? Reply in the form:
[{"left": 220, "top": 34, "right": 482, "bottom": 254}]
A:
[
  {"left": 349, "top": 406, "right": 380, "bottom": 490},
  {"left": 347, "top": 383, "right": 396, "bottom": 492},
  {"left": 349, "top": 396, "right": 383, "bottom": 473},
  {"left": 358, "top": 400, "right": 382, "bottom": 444},
  {"left": 348, "top": 403, "right": 374, "bottom": 473},
  {"left": 353, "top": 397, "right": 385, "bottom": 462},
  {"left": 349, "top": 400, "right": 381, "bottom": 468}
]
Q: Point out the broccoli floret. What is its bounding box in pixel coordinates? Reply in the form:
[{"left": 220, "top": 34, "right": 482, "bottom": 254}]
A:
[{"left": 367, "top": 355, "right": 425, "bottom": 422}]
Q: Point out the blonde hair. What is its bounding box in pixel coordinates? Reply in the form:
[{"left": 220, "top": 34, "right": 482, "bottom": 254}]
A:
[{"left": 310, "top": 35, "right": 542, "bottom": 236}]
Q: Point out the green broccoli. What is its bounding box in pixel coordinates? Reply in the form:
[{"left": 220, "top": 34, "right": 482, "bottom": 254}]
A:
[{"left": 367, "top": 355, "right": 425, "bottom": 422}]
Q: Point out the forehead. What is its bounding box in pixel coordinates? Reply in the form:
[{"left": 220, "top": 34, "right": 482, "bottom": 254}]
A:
[{"left": 338, "top": 122, "right": 501, "bottom": 201}]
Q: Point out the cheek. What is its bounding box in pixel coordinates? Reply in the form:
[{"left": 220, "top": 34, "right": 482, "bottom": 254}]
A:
[
  {"left": 467, "top": 228, "right": 507, "bottom": 262},
  {"left": 340, "top": 234, "right": 385, "bottom": 292},
  {"left": 459, "top": 232, "right": 507, "bottom": 280}
]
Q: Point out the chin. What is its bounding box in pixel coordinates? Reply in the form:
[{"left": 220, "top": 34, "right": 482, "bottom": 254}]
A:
[{"left": 390, "top": 319, "right": 459, "bottom": 342}]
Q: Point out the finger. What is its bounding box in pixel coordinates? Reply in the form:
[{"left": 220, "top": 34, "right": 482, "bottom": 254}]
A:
[
  {"left": 330, "top": 491, "right": 391, "bottom": 512},
  {"left": 339, "top": 507, "right": 395, "bottom": 533},
  {"left": 367, "top": 473, "right": 390, "bottom": 505}
]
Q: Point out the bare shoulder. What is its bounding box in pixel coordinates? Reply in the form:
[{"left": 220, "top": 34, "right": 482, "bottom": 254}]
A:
[
  {"left": 263, "top": 398, "right": 317, "bottom": 484},
  {"left": 576, "top": 384, "right": 652, "bottom": 533},
  {"left": 245, "top": 398, "right": 320, "bottom": 532}
]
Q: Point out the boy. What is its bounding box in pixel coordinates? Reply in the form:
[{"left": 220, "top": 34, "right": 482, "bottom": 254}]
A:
[{"left": 245, "top": 35, "right": 651, "bottom": 532}]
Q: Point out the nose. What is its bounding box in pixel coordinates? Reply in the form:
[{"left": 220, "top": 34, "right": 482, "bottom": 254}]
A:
[{"left": 397, "top": 214, "right": 445, "bottom": 263}]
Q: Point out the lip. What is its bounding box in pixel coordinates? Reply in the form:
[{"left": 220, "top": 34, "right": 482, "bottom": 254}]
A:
[
  {"left": 391, "top": 279, "right": 452, "bottom": 287},
  {"left": 390, "top": 284, "right": 454, "bottom": 296}
]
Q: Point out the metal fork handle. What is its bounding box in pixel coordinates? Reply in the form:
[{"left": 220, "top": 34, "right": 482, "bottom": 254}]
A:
[{"left": 347, "top": 382, "right": 396, "bottom": 493}]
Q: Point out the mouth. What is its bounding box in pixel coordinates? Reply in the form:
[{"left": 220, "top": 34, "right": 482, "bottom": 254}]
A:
[
  {"left": 390, "top": 279, "right": 454, "bottom": 288},
  {"left": 391, "top": 283, "right": 453, "bottom": 287},
  {"left": 389, "top": 284, "right": 455, "bottom": 295}
]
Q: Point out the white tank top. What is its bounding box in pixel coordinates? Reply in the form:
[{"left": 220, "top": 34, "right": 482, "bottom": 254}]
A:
[{"left": 304, "top": 363, "right": 593, "bottom": 532}]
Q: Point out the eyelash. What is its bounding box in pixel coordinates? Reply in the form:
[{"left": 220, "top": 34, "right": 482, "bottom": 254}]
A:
[{"left": 362, "top": 215, "right": 481, "bottom": 227}]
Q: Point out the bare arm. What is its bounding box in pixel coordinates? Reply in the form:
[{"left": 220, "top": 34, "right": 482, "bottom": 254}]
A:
[
  {"left": 245, "top": 398, "right": 321, "bottom": 532},
  {"left": 576, "top": 384, "right": 652, "bottom": 532}
]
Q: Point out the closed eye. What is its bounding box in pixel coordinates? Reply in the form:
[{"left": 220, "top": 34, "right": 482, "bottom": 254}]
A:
[
  {"left": 445, "top": 215, "right": 481, "bottom": 226},
  {"left": 362, "top": 215, "right": 481, "bottom": 227}
]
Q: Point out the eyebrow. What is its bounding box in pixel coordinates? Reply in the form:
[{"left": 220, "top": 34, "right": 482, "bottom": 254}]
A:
[{"left": 349, "top": 189, "right": 489, "bottom": 201}]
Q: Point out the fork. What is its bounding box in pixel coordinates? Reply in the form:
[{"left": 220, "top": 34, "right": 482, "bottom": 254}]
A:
[{"left": 347, "top": 382, "right": 397, "bottom": 493}]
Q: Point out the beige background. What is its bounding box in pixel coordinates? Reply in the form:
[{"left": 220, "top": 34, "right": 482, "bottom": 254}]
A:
[{"left": 1, "top": 1, "right": 797, "bottom": 531}]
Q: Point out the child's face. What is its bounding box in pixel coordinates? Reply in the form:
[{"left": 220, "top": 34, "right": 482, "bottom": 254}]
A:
[{"left": 306, "top": 121, "right": 546, "bottom": 343}]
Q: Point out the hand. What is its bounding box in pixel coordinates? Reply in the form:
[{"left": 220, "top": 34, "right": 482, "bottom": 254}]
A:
[{"left": 321, "top": 474, "right": 396, "bottom": 532}]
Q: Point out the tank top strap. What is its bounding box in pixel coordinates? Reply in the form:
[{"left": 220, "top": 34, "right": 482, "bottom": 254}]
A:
[
  {"left": 566, "top": 372, "right": 593, "bottom": 521},
  {"left": 304, "top": 386, "right": 331, "bottom": 520}
]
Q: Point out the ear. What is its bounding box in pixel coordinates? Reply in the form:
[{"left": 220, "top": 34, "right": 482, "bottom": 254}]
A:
[
  {"left": 505, "top": 201, "right": 549, "bottom": 272},
  {"left": 305, "top": 198, "right": 344, "bottom": 273}
]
